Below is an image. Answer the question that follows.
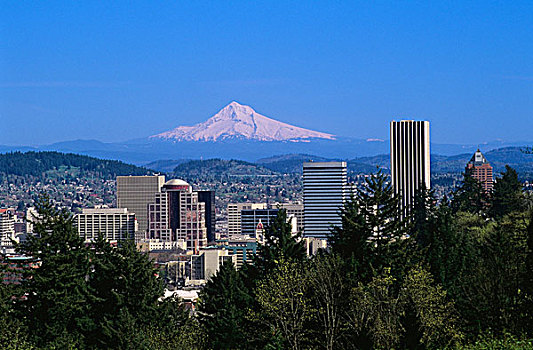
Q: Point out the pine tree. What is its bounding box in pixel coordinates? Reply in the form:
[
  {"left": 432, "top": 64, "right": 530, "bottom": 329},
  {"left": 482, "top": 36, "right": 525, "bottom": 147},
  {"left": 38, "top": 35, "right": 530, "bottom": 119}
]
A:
[
  {"left": 87, "top": 237, "right": 164, "bottom": 348},
  {"left": 452, "top": 172, "right": 488, "bottom": 214},
  {"left": 490, "top": 165, "right": 524, "bottom": 219},
  {"left": 523, "top": 210, "right": 533, "bottom": 335},
  {"left": 16, "top": 196, "right": 93, "bottom": 347},
  {"left": 198, "top": 261, "right": 254, "bottom": 349},
  {"left": 254, "top": 209, "right": 306, "bottom": 273}
]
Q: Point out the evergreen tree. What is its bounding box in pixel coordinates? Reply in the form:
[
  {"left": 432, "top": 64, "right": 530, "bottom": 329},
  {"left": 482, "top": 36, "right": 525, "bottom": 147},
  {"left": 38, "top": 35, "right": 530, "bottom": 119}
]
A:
[
  {"left": 411, "top": 185, "right": 438, "bottom": 249},
  {"left": 254, "top": 209, "right": 306, "bottom": 273},
  {"left": 16, "top": 197, "right": 93, "bottom": 347},
  {"left": 523, "top": 210, "right": 533, "bottom": 334},
  {"left": 86, "top": 237, "right": 164, "bottom": 348},
  {"left": 198, "top": 261, "right": 254, "bottom": 349},
  {"left": 452, "top": 172, "right": 488, "bottom": 214},
  {"left": 490, "top": 165, "right": 524, "bottom": 218}
]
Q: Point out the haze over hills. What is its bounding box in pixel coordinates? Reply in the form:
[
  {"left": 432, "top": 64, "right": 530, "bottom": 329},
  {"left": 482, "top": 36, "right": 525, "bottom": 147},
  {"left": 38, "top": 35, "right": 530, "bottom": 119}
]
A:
[{"left": 151, "top": 101, "right": 335, "bottom": 142}]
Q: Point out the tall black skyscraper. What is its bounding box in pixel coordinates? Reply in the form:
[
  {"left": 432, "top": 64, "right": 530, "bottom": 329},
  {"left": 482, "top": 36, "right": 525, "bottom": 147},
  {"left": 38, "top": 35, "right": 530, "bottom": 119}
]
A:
[{"left": 198, "top": 190, "right": 216, "bottom": 243}]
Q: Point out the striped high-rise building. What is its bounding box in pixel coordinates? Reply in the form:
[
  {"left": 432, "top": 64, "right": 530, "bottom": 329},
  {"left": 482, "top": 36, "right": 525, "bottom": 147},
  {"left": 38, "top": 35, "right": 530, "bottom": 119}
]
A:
[
  {"left": 303, "top": 161, "right": 348, "bottom": 238},
  {"left": 390, "top": 120, "right": 431, "bottom": 214},
  {"left": 117, "top": 175, "right": 166, "bottom": 236}
]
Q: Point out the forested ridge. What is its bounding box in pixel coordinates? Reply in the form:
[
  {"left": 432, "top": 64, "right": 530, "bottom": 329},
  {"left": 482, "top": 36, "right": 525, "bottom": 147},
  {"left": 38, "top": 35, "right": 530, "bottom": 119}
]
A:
[{"left": 0, "top": 151, "right": 153, "bottom": 178}]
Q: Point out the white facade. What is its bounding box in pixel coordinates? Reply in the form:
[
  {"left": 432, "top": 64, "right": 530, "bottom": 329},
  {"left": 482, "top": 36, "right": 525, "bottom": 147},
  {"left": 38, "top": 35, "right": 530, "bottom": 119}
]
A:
[
  {"left": 303, "top": 162, "right": 348, "bottom": 238},
  {"left": 390, "top": 120, "right": 431, "bottom": 214},
  {"left": 75, "top": 208, "right": 137, "bottom": 242}
]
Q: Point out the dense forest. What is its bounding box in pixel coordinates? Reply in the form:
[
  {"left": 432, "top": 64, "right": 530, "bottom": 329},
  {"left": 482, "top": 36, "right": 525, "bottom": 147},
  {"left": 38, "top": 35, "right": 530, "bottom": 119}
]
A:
[
  {"left": 2, "top": 166, "right": 533, "bottom": 349},
  {"left": 0, "top": 151, "right": 153, "bottom": 179}
]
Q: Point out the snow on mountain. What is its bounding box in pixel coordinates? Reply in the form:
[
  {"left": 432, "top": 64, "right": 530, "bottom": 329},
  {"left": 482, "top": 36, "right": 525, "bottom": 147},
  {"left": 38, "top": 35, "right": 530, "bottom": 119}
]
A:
[{"left": 150, "top": 101, "right": 336, "bottom": 142}]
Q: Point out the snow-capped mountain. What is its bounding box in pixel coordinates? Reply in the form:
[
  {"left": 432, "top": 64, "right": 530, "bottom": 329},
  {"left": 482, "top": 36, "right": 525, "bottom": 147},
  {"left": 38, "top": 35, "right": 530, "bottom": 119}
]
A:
[{"left": 150, "top": 101, "right": 336, "bottom": 142}]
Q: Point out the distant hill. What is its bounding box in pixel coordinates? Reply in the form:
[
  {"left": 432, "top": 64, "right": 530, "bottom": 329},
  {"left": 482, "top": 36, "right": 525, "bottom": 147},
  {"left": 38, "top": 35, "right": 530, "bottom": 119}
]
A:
[
  {"left": 251, "top": 147, "right": 533, "bottom": 177},
  {"left": 257, "top": 154, "right": 336, "bottom": 173},
  {"left": 0, "top": 151, "right": 153, "bottom": 178},
  {"left": 144, "top": 159, "right": 190, "bottom": 173},
  {"left": 173, "top": 159, "right": 276, "bottom": 179}
]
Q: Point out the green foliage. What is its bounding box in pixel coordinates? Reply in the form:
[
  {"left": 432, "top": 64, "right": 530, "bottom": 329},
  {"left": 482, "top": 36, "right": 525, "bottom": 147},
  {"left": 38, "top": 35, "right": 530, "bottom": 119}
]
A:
[
  {"left": 349, "top": 268, "right": 404, "bottom": 349},
  {"left": 0, "top": 151, "right": 152, "bottom": 178},
  {"left": 198, "top": 261, "right": 253, "bottom": 349},
  {"left": 9, "top": 196, "right": 197, "bottom": 349},
  {"left": 253, "top": 258, "right": 313, "bottom": 350},
  {"left": 452, "top": 172, "right": 488, "bottom": 214},
  {"left": 254, "top": 209, "right": 306, "bottom": 273},
  {"left": 459, "top": 333, "right": 533, "bottom": 349},
  {"left": 491, "top": 165, "right": 524, "bottom": 218},
  {"left": 402, "top": 267, "right": 463, "bottom": 348}
]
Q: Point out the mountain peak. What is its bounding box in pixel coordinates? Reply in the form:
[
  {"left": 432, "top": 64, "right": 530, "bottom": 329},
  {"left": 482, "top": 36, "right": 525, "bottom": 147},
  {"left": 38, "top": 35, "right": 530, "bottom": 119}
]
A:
[{"left": 151, "top": 102, "right": 335, "bottom": 142}]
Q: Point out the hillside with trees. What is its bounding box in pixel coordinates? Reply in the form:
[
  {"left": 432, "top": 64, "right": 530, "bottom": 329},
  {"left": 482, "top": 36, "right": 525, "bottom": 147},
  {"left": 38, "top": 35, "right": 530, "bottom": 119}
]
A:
[
  {"left": 0, "top": 151, "right": 153, "bottom": 178},
  {"left": 0, "top": 151, "right": 153, "bottom": 211}
]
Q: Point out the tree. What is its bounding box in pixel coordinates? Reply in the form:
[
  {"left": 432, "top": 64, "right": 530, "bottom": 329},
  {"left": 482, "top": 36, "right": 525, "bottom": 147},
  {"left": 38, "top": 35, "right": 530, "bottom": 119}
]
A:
[
  {"left": 308, "top": 253, "right": 346, "bottom": 350},
  {"left": 452, "top": 172, "right": 488, "bottom": 215},
  {"left": 253, "top": 258, "right": 313, "bottom": 350},
  {"left": 523, "top": 210, "right": 533, "bottom": 334},
  {"left": 329, "top": 169, "right": 409, "bottom": 284},
  {"left": 86, "top": 237, "right": 164, "bottom": 349},
  {"left": 198, "top": 261, "right": 254, "bottom": 350},
  {"left": 348, "top": 268, "right": 404, "bottom": 350},
  {"left": 16, "top": 197, "right": 93, "bottom": 347},
  {"left": 254, "top": 209, "right": 306, "bottom": 273},
  {"left": 490, "top": 165, "right": 524, "bottom": 219},
  {"left": 401, "top": 266, "right": 463, "bottom": 349}
]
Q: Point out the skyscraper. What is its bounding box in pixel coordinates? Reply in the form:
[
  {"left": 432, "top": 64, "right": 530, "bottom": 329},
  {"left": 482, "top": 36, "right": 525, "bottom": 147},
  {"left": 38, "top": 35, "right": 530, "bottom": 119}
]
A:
[
  {"left": 116, "top": 175, "right": 165, "bottom": 235},
  {"left": 197, "top": 190, "right": 216, "bottom": 243},
  {"left": 465, "top": 149, "right": 493, "bottom": 193},
  {"left": 390, "top": 120, "right": 431, "bottom": 214},
  {"left": 303, "top": 161, "right": 347, "bottom": 238},
  {"left": 147, "top": 179, "right": 207, "bottom": 252}
]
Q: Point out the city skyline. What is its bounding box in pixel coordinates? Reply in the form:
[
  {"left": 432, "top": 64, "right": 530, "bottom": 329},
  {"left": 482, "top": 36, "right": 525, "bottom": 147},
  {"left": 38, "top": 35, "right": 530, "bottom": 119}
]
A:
[{"left": 2, "top": 2, "right": 533, "bottom": 146}]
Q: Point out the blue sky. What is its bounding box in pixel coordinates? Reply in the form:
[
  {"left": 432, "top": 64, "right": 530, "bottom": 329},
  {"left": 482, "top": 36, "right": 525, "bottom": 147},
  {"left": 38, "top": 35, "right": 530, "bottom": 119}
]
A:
[{"left": 1, "top": 1, "right": 532, "bottom": 145}]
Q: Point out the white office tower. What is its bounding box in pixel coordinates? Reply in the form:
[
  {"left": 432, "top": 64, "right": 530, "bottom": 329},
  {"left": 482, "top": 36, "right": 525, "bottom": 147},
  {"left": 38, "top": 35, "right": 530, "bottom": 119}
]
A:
[
  {"left": 116, "top": 175, "right": 165, "bottom": 235},
  {"left": 75, "top": 208, "right": 137, "bottom": 242},
  {"left": 303, "top": 162, "right": 348, "bottom": 238},
  {"left": 390, "top": 120, "right": 431, "bottom": 214}
]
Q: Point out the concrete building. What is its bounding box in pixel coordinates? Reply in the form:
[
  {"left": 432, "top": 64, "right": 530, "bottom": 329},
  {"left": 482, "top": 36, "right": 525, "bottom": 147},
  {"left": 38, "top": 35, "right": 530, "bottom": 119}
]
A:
[
  {"left": 227, "top": 203, "right": 266, "bottom": 236},
  {"left": 147, "top": 179, "right": 207, "bottom": 252},
  {"left": 303, "top": 162, "right": 348, "bottom": 238},
  {"left": 466, "top": 149, "right": 493, "bottom": 193},
  {"left": 161, "top": 248, "right": 236, "bottom": 286},
  {"left": 390, "top": 120, "right": 431, "bottom": 214},
  {"left": 116, "top": 175, "right": 165, "bottom": 236},
  {"left": 303, "top": 237, "right": 328, "bottom": 256},
  {"left": 75, "top": 208, "right": 137, "bottom": 242},
  {"left": 0, "top": 209, "right": 16, "bottom": 254}
]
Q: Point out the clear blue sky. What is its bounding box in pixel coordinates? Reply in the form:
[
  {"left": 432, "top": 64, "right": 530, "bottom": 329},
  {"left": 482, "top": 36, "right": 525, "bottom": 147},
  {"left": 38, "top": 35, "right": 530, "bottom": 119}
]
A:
[{"left": 1, "top": 1, "right": 532, "bottom": 145}]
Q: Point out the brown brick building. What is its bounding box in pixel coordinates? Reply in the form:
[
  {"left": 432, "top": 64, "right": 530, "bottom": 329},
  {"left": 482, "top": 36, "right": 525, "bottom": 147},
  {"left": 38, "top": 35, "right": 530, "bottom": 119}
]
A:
[{"left": 465, "top": 149, "right": 493, "bottom": 193}]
